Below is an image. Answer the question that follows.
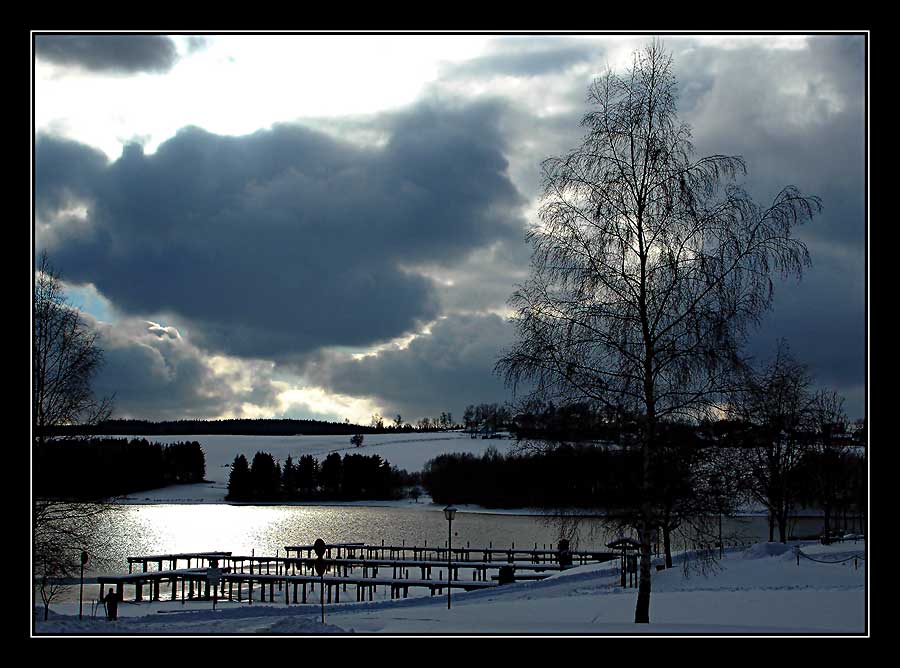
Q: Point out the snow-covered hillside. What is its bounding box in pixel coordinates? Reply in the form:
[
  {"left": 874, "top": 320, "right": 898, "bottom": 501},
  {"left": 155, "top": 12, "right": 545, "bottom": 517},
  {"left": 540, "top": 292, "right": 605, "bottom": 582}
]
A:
[{"left": 113, "top": 432, "right": 517, "bottom": 504}]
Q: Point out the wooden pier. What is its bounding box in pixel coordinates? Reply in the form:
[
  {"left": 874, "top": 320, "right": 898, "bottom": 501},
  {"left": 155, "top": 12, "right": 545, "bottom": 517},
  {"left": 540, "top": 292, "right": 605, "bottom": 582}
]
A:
[{"left": 96, "top": 542, "right": 615, "bottom": 608}]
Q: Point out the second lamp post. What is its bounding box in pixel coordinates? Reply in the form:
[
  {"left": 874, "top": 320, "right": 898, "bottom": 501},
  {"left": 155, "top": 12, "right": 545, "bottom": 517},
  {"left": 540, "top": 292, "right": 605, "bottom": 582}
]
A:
[{"left": 444, "top": 505, "right": 457, "bottom": 609}]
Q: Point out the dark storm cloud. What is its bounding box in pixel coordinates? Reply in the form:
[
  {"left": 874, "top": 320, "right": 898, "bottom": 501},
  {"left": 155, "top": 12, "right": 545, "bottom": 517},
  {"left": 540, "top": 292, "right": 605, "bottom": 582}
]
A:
[
  {"left": 36, "top": 100, "right": 527, "bottom": 361},
  {"left": 35, "top": 35, "right": 864, "bottom": 421},
  {"left": 34, "top": 34, "right": 179, "bottom": 74},
  {"left": 83, "top": 315, "right": 281, "bottom": 421},
  {"left": 306, "top": 312, "right": 517, "bottom": 421},
  {"left": 663, "top": 36, "right": 866, "bottom": 416}
]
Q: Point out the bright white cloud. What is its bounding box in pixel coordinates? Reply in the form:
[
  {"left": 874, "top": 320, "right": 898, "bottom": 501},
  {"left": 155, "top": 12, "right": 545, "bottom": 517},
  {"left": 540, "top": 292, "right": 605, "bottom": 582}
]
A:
[
  {"left": 275, "top": 385, "right": 382, "bottom": 425},
  {"left": 35, "top": 34, "right": 495, "bottom": 160}
]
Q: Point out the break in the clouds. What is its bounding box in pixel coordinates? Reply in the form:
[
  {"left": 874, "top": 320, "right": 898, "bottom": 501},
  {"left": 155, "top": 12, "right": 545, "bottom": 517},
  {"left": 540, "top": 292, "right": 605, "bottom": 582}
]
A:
[
  {"left": 306, "top": 313, "right": 517, "bottom": 421},
  {"left": 34, "top": 34, "right": 867, "bottom": 422},
  {"left": 34, "top": 34, "right": 180, "bottom": 74},
  {"left": 36, "top": 100, "right": 526, "bottom": 362},
  {"left": 84, "top": 314, "right": 281, "bottom": 421}
]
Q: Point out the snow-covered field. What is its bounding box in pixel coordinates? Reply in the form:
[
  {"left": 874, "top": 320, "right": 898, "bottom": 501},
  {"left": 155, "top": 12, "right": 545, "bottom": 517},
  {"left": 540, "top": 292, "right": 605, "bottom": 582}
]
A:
[
  {"left": 112, "top": 432, "right": 518, "bottom": 505},
  {"left": 34, "top": 540, "right": 867, "bottom": 635}
]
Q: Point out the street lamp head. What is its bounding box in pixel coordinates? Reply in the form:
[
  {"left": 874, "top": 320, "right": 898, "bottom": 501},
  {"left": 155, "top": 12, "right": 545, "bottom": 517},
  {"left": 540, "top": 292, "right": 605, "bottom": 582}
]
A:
[{"left": 443, "top": 505, "right": 457, "bottom": 521}]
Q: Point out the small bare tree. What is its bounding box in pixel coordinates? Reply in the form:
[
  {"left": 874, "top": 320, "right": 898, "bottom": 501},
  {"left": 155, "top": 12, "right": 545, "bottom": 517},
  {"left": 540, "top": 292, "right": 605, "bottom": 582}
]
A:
[
  {"left": 805, "top": 389, "right": 851, "bottom": 542},
  {"left": 496, "top": 40, "right": 820, "bottom": 623},
  {"left": 727, "top": 340, "right": 812, "bottom": 543},
  {"left": 34, "top": 500, "right": 115, "bottom": 621}
]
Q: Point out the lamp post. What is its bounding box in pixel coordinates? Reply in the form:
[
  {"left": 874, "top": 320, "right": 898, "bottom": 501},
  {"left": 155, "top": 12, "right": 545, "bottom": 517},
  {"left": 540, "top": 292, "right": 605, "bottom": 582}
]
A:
[
  {"left": 79, "top": 550, "right": 88, "bottom": 619},
  {"left": 443, "top": 505, "right": 457, "bottom": 610}
]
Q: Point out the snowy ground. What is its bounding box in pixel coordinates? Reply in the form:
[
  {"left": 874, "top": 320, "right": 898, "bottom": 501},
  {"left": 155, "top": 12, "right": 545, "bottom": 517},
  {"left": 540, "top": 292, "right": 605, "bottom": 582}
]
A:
[{"left": 34, "top": 540, "right": 867, "bottom": 636}]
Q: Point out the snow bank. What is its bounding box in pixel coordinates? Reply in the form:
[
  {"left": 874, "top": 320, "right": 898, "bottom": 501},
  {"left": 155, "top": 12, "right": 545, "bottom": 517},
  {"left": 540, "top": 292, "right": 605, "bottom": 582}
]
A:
[{"left": 742, "top": 542, "right": 795, "bottom": 559}]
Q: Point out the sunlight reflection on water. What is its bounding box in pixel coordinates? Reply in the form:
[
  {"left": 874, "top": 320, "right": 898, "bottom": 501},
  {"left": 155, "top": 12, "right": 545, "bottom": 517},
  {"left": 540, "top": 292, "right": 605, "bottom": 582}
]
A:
[
  {"left": 94, "top": 504, "right": 580, "bottom": 570},
  {"left": 42, "top": 504, "right": 829, "bottom": 605},
  {"left": 91, "top": 504, "right": 828, "bottom": 571}
]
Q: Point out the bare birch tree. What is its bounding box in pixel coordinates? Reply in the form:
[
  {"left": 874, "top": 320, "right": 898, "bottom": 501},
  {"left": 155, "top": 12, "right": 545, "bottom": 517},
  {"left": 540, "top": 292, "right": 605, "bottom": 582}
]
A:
[
  {"left": 33, "top": 251, "right": 115, "bottom": 620},
  {"left": 496, "top": 41, "right": 820, "bottom": 623},
  {"left": 33, "top": 251, "right": 112, "bottom": 446}
]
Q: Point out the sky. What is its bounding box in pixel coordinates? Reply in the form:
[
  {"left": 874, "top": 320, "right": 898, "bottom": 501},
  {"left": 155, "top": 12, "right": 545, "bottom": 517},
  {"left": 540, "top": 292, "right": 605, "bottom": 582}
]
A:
[{"left": 32, "top": 32, "right": 867, "bottom": 424}]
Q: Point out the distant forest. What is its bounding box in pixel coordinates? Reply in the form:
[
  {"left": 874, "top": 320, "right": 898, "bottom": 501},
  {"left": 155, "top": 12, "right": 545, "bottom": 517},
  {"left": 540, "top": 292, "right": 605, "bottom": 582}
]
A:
[
  {"left": 42, "top": 418, "right": 408, "bottom": 437},
  {"left": 34, "top": 438, "right": 206, "bottom": 499},
  {"left": 226, "top": 450, "right": 419, "bottom": 503},
  {"left": 423, "top": 444, "right": 645, "bottom": 509}
]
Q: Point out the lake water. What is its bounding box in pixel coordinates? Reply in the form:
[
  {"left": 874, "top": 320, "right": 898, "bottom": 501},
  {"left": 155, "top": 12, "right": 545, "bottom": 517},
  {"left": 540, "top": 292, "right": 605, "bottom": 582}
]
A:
[
  {"left": 89, "top": 503, "right": 830, "bottom": 571},
  {"left": 42, "top": 502, "right": 839, "bottom": 605}
]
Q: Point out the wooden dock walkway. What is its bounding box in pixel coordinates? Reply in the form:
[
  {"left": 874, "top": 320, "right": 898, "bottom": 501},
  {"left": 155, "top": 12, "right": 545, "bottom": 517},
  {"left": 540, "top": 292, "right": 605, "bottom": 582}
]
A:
[{"left": 98, "top": 540, "right": 615, "bottom": 607}]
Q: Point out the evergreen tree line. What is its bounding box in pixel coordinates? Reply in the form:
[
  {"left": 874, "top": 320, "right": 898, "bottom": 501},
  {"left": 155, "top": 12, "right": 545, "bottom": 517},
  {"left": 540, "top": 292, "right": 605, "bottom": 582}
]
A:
[
  {"left": 423, "top": 438, "right": 866, "bottom": 521},
  {"left": 44, "top": 417, "right": 393, "bottom": 437},
  {"left": 34, "top": 438, "right": 206, "bottom": 499},
  {"left": 226, "top": 451, "right": 419, "bottom": 502},
  {"left": 423, "top": 444, "right": 644, "bottom": 509}
]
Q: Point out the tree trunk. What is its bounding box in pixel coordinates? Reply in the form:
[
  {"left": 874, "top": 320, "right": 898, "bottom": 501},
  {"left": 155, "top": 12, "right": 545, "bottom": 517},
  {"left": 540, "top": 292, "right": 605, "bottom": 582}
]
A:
[
  {"left": 635, "top": 416, "right": 654, "bottom": 623},
  {"left": 635, "top": 517, "right": 652, "bottom": 623},
  {"left": 777, "top": 510, "right": 788, "bottom": 543},
  {"left": 768, "top": 512, "right": 774, "bottom": 542},
  {"left": 663, "top": 525, "right": 673, "bottom": 569},
  {"left": 43, "top": 603, "right": 49, "bottom": 621}
]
